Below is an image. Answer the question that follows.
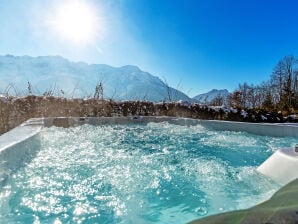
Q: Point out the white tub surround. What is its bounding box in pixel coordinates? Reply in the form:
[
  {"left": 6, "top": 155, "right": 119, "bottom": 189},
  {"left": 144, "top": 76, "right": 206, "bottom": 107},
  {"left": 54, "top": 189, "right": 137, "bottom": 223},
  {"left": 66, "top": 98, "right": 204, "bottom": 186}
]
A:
[
  {"left": 257, "top": 146, "right": 298, "bottom": 185},
  {"left": 0, "top": 118, "right": 43, "bottom": 186}
]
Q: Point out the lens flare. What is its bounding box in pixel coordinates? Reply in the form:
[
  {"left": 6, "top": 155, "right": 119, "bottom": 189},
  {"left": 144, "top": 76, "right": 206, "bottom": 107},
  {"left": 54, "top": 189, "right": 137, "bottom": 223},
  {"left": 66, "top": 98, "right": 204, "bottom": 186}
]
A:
[{"left": 48, "top": 0, "right": 104, "bottom": 44}]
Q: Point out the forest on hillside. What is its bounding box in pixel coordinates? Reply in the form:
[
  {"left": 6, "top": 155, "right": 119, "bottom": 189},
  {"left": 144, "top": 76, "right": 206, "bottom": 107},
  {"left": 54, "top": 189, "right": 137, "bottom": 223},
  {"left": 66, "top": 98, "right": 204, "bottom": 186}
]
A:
[{"left": 211, "top": 55, "right": 298, "bottom": 113}]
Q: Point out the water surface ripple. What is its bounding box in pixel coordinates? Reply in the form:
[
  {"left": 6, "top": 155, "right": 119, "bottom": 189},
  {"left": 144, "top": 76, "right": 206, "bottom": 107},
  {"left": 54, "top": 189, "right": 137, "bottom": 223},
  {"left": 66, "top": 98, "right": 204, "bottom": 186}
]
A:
[{"left": 1, "top": 122, "right": 296, "bottom": 223}]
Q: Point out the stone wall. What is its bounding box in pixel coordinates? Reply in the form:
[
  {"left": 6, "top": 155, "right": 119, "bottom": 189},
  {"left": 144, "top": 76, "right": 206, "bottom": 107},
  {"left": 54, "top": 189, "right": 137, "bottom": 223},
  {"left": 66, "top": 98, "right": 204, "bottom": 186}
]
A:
[{"left": 0, "top": 95, "right": 296, "bottom": 135}]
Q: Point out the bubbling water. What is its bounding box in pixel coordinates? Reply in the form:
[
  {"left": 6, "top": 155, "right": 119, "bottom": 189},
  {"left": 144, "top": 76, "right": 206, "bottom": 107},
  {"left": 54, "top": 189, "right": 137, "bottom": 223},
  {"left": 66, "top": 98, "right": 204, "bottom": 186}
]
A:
[{"left": 1, "top": 122, "right": 296, "bottom": 223}]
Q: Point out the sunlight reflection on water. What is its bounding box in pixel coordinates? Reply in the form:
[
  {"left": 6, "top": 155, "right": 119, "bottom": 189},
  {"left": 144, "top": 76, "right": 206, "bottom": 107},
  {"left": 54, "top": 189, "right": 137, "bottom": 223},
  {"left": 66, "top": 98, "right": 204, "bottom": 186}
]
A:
[{"left": 1, "top": 122, "right": 296, "bottom": 223}]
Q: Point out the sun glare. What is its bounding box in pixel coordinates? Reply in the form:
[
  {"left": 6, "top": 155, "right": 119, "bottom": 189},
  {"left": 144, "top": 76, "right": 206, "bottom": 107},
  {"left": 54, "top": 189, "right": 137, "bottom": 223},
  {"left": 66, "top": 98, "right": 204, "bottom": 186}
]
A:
[{"left": 49, "top": 0, "right": 103, "bottom": 44}]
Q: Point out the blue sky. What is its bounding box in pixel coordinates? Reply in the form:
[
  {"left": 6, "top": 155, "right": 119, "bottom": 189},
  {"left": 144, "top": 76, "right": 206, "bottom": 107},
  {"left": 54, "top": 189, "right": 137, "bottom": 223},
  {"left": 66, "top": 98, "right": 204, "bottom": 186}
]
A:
[{"left": 0, "top": 0, "right": 298, "bottom": 96}]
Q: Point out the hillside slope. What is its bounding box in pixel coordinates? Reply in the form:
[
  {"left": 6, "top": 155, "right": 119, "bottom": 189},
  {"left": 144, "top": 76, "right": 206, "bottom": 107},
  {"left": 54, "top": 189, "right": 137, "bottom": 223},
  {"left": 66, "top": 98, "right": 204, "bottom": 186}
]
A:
[
  {"left": 0, "top": 55, "right": 192, "bottom": 102},
  {"left": 193, "top": 89, "right": 229, "bottom": 103}
]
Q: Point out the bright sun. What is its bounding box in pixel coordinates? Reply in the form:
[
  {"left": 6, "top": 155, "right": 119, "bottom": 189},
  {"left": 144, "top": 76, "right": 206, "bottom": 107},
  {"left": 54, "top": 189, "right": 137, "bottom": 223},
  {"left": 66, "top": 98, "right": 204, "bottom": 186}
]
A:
[{"left": 49, "top": 0, "right": 102, "bottom": 44}]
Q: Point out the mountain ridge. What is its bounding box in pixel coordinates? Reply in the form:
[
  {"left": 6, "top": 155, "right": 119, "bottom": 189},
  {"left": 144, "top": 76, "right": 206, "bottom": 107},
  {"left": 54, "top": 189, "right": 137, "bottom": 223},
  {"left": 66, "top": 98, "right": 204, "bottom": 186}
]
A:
[
  {"left": 0, "top": 55, "right": 192, "bottom": 102},
  {"left": 193, "top": 89, "right": 230, "bottom": 103}
]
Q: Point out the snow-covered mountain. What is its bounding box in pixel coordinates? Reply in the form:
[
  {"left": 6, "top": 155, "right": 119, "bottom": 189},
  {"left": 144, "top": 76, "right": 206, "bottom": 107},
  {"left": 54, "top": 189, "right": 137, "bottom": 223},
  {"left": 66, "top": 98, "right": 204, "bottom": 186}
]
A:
[
  {"left": 0, "top": 55, "right": 192, "bottom": 102},
  {"left": 193, "top": 89, "right": 230, "bottom": 103}
]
